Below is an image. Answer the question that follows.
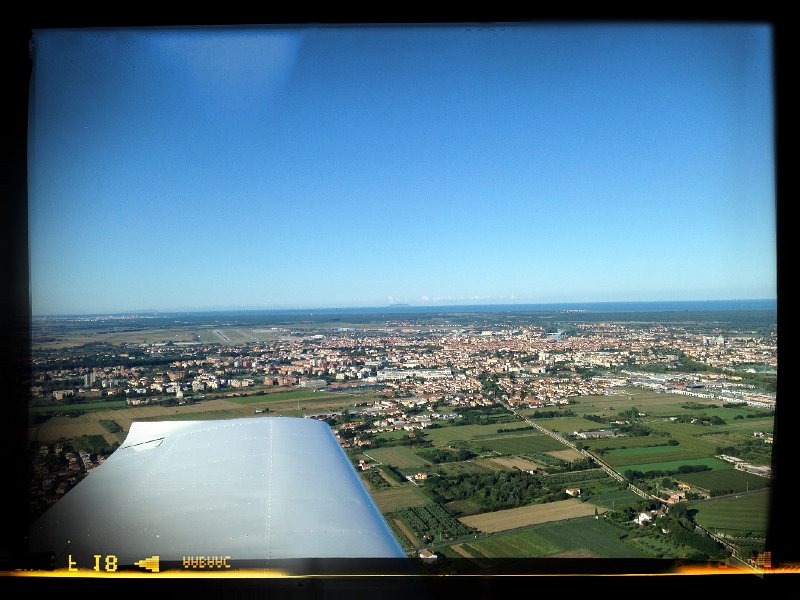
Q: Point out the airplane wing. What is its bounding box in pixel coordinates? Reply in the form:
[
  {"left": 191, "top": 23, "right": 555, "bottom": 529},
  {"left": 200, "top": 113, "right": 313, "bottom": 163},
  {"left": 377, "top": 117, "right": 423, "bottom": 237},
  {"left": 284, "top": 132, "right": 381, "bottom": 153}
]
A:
[{"left": 28, "top": 416, "right": 406, "bottom": 569}]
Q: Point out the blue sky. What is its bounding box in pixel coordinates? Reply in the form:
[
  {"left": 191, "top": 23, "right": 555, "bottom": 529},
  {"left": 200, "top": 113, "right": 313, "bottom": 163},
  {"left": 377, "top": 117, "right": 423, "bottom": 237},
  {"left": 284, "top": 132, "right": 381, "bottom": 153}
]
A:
[{"left": 28, "top": 24, "right": 776, "bottom": 315}]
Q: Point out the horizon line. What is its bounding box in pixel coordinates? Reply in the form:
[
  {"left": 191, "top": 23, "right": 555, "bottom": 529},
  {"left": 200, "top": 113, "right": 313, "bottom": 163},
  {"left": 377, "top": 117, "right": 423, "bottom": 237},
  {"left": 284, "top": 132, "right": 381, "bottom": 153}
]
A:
[{"left": 32, "top": 297, "right": 778, "bottom": 318}]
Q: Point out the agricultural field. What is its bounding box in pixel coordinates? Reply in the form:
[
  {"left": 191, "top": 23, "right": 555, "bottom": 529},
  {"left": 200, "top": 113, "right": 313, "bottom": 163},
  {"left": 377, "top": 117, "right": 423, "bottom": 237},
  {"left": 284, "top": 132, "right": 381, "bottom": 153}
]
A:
[
  {"left": 225, "top": 390, "right": 342, "bottom": 404},
  {"left": 423, "top": 421, "right": 531, "bottom": 443},
  {"left": 455, "top": 516, "right": 648, "bottom": 559},
  {"left": 474, "top": 456, "right": 542, "bottom": 472},
  {"left": 459, "top": 498, "right": 604, "bottom": 533},
  {"left": 28, "top": 398, "right": 282, "bottom": 442},
  {"left": 697, "top": 431, "right": 754, "bottom": 447},
  {"left": 689, "top": 490, "right": 770, "bottom": 535},
  {"left": 571, "top": 389, "right": 697, "bottom": 417},
  {"left": 586, "top": 489, "right": 645, "bottom": 511},
  {"left": 710, "top": 417, "right": 774, "bottom": 435},
  {"left": 632, "top": 423, "right": 732, "bottom": 456},
  {"left": 70, "top": 434, "right": 117, "bottom": 454},
  {"left": 547, "top": 449, "right": 584, "bottom": 461},
  {"left": 29, "top": 420, "right": 108, "bottom": 442},
  {"left": 581, "top": 434, "right": 677, "bottom": 451},
  {"left": 601, "top": 444, "right": 707, "bottom": 468},
  {"left": 444, "top": 499, "right": 482, "bottom": 517},
  {"left": 370, "top": 485, "right": 432, "bottom": 513},
  {"left": 145, "top": 409, "right": 252, "bottom": 422},
  {"left": 649, "top": 417, "right": 774, "bottom": 440},
  {"left": 680, "top": 407, "right": 772, "bottom": 423},
  {"left": 389, "top": 518, "right": 417, "bottom": 548},
  {"left": 30, "top": 400, "right": 128, "bottom": 413},
  {"left": 99, "top": 419, "right": 123, "bottom": 433},
  {"left": 372, "top": 429, "right": 414, "bottom": 444},
  {"left": 390, "top": 504, "right": 476, "bottom": 548},
  {"left": 620, "top": 457, "right": 731, "bottom": 475},
  {"left": 477, "top": 433, "right": 568, "bottom": 455},
  {"left": 431, "top": 460, "right": 491, "bottom": 477},
  {"left": 32, "top": 327, "right": 202, "bottom": 349},
  {"left": 363, "top": 446, "right": 430, "bottom": 470},
  {"left": 677, "top": 469, "right": 770, "bottom": 495},
  {"left": 529, "top": 416, "right": 610, "bottom": 434}
]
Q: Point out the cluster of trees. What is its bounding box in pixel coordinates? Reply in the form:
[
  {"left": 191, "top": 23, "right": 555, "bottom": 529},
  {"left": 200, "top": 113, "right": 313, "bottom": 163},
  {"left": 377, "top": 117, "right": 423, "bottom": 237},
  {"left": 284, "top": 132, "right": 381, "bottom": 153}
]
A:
[
  {"left": 671, "top": 414, "right": 725, "bottom": 425},
  {"left": 604, "top": 501, "right": 725, "bottom": 560},
  {"left": 99, "top": 419, "right": 122, "bottom": 433},
  {"left": 496, "top": 425, "right": 534, "bottom": 433},
  {"left": 391, "top": 504, "right": 476, "bottom": 544},
  {"left": 529, "top": 409, "right": 576, "bottom": 419},
  {"left": 617, "top": 407, "right": 643, "bottom": 421},
  {"left": 539, "top": 468, "right": 608, "bottom": 486},
  {"left": 592, "top": 439, "right": 679, "bottom": 455},
  {"left": 681, "top": 402, "right": 717, "bottom": 410},
  {"left": 424, "top": 470, "right": 565, "bottom": 512},
  {"left": 665, "top": 505, "right": 726, "bottom": 559},
  {"left": 381, "top": 465, "right": 406, "bottom": 483},
  {"left": 614, "top": 422, "right": 653, "bottom": 436},
  {"left": 714, "top": 439, "right": 773, "bottom": 465},
  {"left": 453, "top": 406, "right": 519, "bottom": 426},
  {"left": 417, "top": 447, "right": 474, "bottom": 463},
  {"left": 361, "top": 467, "right": 390, "bottom": 490},
  {"left": 584, "top": 414, "right": 608, "bottom": 424},
  {"left": 715, "top": 439, "right": 768, "bottom": 456}
]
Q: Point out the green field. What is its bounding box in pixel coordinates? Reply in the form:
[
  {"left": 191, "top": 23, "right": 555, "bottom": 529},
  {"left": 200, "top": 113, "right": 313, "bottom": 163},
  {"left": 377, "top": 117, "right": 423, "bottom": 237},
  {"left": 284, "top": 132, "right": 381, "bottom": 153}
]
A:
[
  {"left": 444, "top": 499, "right": 482, "bottom": 516},
  {"left": 478, "top": 433, "right": 568, "bottom": 455},
  {"left": 99, "top": 419, "right": 123, "bottom": 433},
  {"left": 605, "top": 445, "right": 687, "bottom": 457},
  {"left": 677, "top": 469, "right": 770, "bottom": 494},
  {"left": 146, "top": 409, "right": 253, "bottom": 421},
  {"left": 644, "top": 423, "right": 739, "bottom": 455},
  {"left": 621, "top": 457, "right": 731, "bottom": 475},
  {"left": 582, "top": 435, "right": 677, "bottom": 451},
  {"left": 689, "top": 491, "right": 770, "bottom": 534},
  {"left": 710, "top": 418, "right": 774, "bottom": 435},
  {"left": 374, "top": 429, "right": 414, "bottom": 443},
  {"left": 602, "top": 444, "right": 706, "bottom": 467},
  {"left": 572, "top": 390, "right": 700, "bottom": 417},
  {"left": 364, "top": 446, "right": 430, "bottom": 470},
  {"left": 587, "top": 489, "right": 646, "bottom": 510},
  {"left": 433, "top": 461, "right": 492, "bottom": 477},
  {"left": 458, "top": 516, "right": 648, "bottom": 558},
  {"left": 532, "top": 417, "right": 612, "bottom": 434},
  {"left": 391, "top": 504, "right": 476, "bottom": 546},
  {"left": 573, "top": 389, "right": 775, "bottom": 423},
  {"left": 423, "top": 421, "right": 531, "bottom": 443},
  {"left": 30, "top": 400, "right": 128, "bottom": 413},
  {"left": 67, "top": 434, "right": 115, "bottom": 454},
  {"left": 225, "top": 390, "right": 341, "bottom": 404},
  {"left": 370, "top": 485, "right": 432, "bottom": 513}
]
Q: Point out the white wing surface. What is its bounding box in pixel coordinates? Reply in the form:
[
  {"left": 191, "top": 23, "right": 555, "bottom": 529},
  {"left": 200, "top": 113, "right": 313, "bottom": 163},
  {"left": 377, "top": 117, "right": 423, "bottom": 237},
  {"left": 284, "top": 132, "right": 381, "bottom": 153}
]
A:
[{"left": 29, "top": 417, "right": 405, "bottom": 565}]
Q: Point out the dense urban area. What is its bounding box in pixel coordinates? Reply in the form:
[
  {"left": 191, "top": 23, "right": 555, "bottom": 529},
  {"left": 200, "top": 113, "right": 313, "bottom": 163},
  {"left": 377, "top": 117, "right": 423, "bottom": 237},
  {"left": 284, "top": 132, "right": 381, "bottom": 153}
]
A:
[{"left": 27, "top": 307, "right": 777, "bottom": 571}]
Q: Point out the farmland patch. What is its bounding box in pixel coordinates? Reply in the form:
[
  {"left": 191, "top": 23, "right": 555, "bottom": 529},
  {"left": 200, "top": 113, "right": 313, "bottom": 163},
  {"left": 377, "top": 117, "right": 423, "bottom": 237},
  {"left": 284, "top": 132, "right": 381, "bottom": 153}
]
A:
[{"left": 460, "top": 498, "right": 606, "bottom": 533}]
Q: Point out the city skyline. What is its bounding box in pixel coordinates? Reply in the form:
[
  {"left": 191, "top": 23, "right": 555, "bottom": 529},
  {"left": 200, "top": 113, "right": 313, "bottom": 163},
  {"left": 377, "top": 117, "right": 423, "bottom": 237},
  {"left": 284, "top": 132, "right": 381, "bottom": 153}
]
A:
[{"left": 28, "top": 23, "right": 776, "bottom": 315}]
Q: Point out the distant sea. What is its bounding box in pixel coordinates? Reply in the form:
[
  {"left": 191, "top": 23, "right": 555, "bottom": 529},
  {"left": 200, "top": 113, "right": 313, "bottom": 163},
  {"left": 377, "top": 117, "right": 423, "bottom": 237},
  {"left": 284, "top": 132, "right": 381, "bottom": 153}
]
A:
[
  {"left": 168, "top": 299, "right": 777, "bottom": 317},
  {"left": 40, "top": 299, "right": 776, "bottom": 319}
]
